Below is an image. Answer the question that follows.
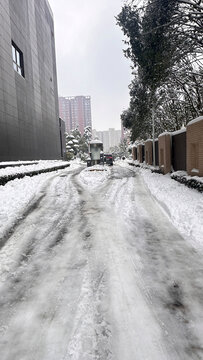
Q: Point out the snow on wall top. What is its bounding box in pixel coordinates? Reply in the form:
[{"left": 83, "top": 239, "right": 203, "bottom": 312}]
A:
[
  {"left": 158, "top": 128, "right": 186, "bottom": 138},
  {"left": 137, "top": 142, "right": 145, "bottom": 146},
  {"left": 158, "top": 131, "right": 171, "bottom": 138},
  {"left": 172, "top": 128, "right": 186, "bottom": 136},
  {"left": 187, "top": 116, "right": 203, "bottom": 127}
]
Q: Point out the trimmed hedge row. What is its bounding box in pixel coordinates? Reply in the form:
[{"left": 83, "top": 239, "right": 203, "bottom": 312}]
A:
[
  {"left": 171, "top": 173, "right": 203, "bottom": 193},
  {"left": 128, "top": 161, "right": 162, "bottom": 173},
  {"left": 0, "top": 164, "right": 70, "bottom": 186},
  {"left": 128, "top": 162, "right": 140, "bottom": 168},
  {"left": 0, "top": 162, "right": 38, "bottom": 169}
]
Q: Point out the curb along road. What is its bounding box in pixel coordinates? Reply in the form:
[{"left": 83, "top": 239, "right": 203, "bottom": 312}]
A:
[{"left": 0, "top": 164, "right": 70, "bottom": 187}]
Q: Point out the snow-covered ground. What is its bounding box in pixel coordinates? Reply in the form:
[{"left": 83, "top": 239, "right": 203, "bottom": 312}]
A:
[
  {"left": 0, "top": 161, "right": 203, "bottom": 359},
  {"left": 0, "top": 160, "right": 38, "bottom": 166},
  {"left": 0, "top": 161, "right": 80, "bottom": 240},
  {"left": 78, "top": 164, "right": 111, "bottom": 190},
  {"left": 118, "top": 160, "right": 203, "bottom": 249},
  {"left": 140, "top": 168, "right": 203, "bottom": 248},
  {"left": 0, "top": 160, "right": 69, "bottom": 177}
]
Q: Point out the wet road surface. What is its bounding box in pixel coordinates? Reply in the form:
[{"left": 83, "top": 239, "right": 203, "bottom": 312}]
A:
[{"left": 0, "top": 164, "right": 203, "bottom": 360}]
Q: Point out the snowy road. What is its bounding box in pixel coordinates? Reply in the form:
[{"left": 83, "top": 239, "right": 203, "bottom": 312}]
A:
[{"left": 0, "top": 164, "right": 203, "bottom": 360}]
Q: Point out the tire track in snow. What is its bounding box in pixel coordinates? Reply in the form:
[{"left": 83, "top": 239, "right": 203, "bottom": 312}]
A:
[
  {"left": 104, "top": 165, "right": 203, "bottom": 360},
  {"left": 0, "top": 167, "right": 89, "bottom": 360},
  {"left": 63, "top": 173, "right": 112, "bottom": 360}
]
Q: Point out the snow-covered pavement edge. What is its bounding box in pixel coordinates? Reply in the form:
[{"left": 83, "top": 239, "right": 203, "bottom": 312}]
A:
[
  {"left": 0, "top": 160, "right": 72, "bottom": 177},
  {"left": 0, "top": 161, "right": 81, "bottom": 241},
  {"left": 139, "top": 167, "right": 203, "bottom": 249},
  {"left": 0, "top": 161, "right": 71, "bottom": 186}
]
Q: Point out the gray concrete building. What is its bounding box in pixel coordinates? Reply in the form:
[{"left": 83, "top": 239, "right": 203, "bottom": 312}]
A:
[{"left": 0, "top": 0, "right": 62, "bottom": 161}]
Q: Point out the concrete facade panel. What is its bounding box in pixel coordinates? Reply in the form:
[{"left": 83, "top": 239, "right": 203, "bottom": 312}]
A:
[{"left": 0, "top": 0, "right": 61, "bottom": 161}]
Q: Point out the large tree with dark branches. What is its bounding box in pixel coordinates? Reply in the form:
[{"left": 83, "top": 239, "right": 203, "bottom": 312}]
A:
[{"left": 117, "top": 0, "right": 203, "bottom": 142}]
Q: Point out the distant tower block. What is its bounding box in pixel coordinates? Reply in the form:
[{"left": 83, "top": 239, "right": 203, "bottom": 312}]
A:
[{"left": 59, "top": 96, "right": 92, "bottom": 134}]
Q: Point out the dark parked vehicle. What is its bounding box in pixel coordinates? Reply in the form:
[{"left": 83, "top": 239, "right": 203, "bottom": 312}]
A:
[{"left": 104, "top": 154, "right": 113, "bottom": 166}]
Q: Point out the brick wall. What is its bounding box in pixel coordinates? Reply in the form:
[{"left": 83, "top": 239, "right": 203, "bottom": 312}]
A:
[
  {"left": 137, "top": 144, "right": 144, "bottom": 162},
  {"left": 158, "top": 134, "right": 171, "bottom": 174},
  {"left": 172, "top": 130, "right": 186, "bottom": 171},
  {"left": 132, "top": 146, "right": 137, "bottom": 160},
  {"left": 145, "top": 140, "right": 153, "bottom": 165},
  {"left": 187, "top": 117, "right": 203, "bottom": 176}
]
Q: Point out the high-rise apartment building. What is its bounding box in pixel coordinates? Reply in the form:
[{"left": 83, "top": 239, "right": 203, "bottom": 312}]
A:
[
  {"left": 59, "top": 96, "right": 92, "bottom": 134},
  {"left": 0, "top": 0, "right": 63, "bottom": 160},
  {"left": 93, "top": 128, "right": 121, "bottom": 152}
]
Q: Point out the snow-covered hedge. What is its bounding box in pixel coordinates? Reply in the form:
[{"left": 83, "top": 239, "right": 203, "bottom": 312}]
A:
[
  {"left": 128, "top": 161, "right": 162, "bottom": 173},
  {"left": 171, "top": 172, "right": 203, "bottom": 193},
  {"left": 0, "top": 161, "right": 38, "bottom": 169},
  {"left": 128, "top": 161, "right": 203, "bottom": 192},
  {"left": 0, "top": 164, "right": 70, "bottom": 187}
]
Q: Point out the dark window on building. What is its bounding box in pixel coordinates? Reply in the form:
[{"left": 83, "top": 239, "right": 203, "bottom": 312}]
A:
[{"left": 11, "top": 41, "right": 25, "bottom": 77}]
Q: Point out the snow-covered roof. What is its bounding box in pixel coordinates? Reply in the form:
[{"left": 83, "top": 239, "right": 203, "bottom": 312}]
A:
[
  {"left": 89, "top": 139, "right": 103, "bottom": 144},
  {"left": 187, "top": 116, "right": 203, "bottom": 127},
  {"left": 145, "top": 139, "right": 153, "bottom": 143}
]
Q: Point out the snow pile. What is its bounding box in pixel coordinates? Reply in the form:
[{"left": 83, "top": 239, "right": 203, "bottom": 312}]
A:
[
  {"left": 0, "top": 160, "right": 69, "bottom": 177},
  {"left": 0, "top": 174, "right": 52, "bottom": 240},
  {"left": 172, "top": 170, "right": 203, "bottom": 183},
  {"left": 69, "top": 158, "right": 86, "bottom": 166},
  {"left": 0, "top": 160, "right": 38, "bottom": 168},
  {"left": 78, "top": 165, "right": 110, "bottom": 190},
  {"left": 140, "top": 168, "right": 203, "bottom": 248},
  {"left": 0, "top": 162, "right": 79, "bottom": 240}
]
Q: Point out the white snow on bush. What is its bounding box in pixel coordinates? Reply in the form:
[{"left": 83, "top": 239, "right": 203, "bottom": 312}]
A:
[
  {"left": 0, "top": 160, "right": 69, "bottom": 177},
  {"left": 78, "top": 165, "right": 110, "bottom": 190},
  {"left": 0, "top": 160, "right": 38, "bottom": 166},
  {"left": 140, "top": 168, "right": 203, "bottom": 248},
  {"left": 172, "top": 170, "right": 203, "bottom": 184}
]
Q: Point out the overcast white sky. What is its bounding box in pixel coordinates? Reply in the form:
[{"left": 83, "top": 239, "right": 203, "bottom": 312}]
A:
[{"left": 48, "top": 0, "right": 132, "bottom": 131}]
